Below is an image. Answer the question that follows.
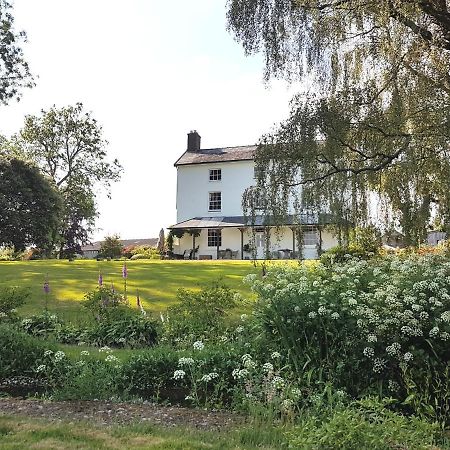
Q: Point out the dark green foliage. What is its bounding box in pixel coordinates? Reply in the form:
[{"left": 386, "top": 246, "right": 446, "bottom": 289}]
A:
[
  {"left": 0, "top": 0, "right": 34, "bottom": 104},
  {"left": 98, "top": 235, "right": 123, "bottom": 259},
  {"left": 163, "top": 282, "right": 239, "bottom": 344},
  {"left": 52, "top": 359, "right": 123, "bottom": 401},
  {"left": 86, "top": 315, "right": 158, "bottom": 348},
  {"left": 120, "top": 344, "right": 241, "bottom": 404},
  {"left": 0, "top": 158, "right": 62, "bottom": 252},
  {"left": 20, "top": 312, "right": 62, "bottom": 337},
  {"left": 286, "top": 398, "right": 440, "bottom": 450},
  {"left": 20, "top": 103, "right": 122, "bottom": 255},
  {"left": 0, "top": 324, "right": 54, "bottom": 378},
  {"left": 0, "top": 286, "right": 29, "bottom": 318},
  {"left": 83, "top": 285, "right": 128, "bottom": 321}
]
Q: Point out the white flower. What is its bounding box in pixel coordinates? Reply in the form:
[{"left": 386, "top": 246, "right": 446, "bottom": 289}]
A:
[
  {"left": 318, "top": 306, "right": 327, "bottom": 315},
  {"left": 35, "top": 364, "right": 46, "bottom": 373},
  {"left": 440, "top": 332, "right": 450, "bottom": 341},
  {"left": 80, "top": 350, "right": 90, "bottom": 357},
  {"left": 272, "top": 376, "right": 285, "bottom": 389},
  {"left": 291, "top": 387, "right": 302, "bottom": 399},
  {"left": 281, "top": 398, "right": 294, "bottom": 411},
  {"left": 173, "top": 370, "right": 186, "bottom": 380},
  {"left": 271, "top": 351, "right": 281, "bottom": 359},
  {"left": 193, "top": 341, "right": 204, "bottom": 350},
  {"left": 54, "top": 351, "right": 65, "bottom": 362},
  {"left": 348, "top": 299, "right": 358, "bottom": 306},
  {"left": 429, "top": 326, "right": 440, "bottom": 338},
  {"left": 236, "top": 326, "right": 244, "bottom": 333},
  {"left": 372, "top": 358, "right": 387, "bottom": 373},
  {"left": 403, "top": 352, "right": 414, "bottom": 362},
  {"left": 99, "top": 346, "right": 111, "bottom": 353},
  {"left": 200, "top": 372, "right": 219, "bottom": 382},
  {"left": 178, "top": 357, "right": 194, "bottom": 366},
  {"left": 234, "top": 368, "right": 249, "bottom": 379},
  {"left": 386, "top": 342, "right": 401, "bottom": 356},
  {"left": 331, "top": 312, "right": 340, "bottom": 320},
  {"left": 388, "top": 380, "right": 400, "bottom": 392},
  {"left": 43, "top": 350, "right": 53, "bottom": 357},
  {"left": 105, "top": 354, "right": 119, "bottom": 363},
  {"left": 262, "top": 362, "right": 273, "bottom": 373},
  {"left": 363, "top": 347, "right": 374, "bottom": 358},
  {"left": 441, "top": 311, "right": 450, "bottom": 323},
  {"left": 308, "top": 311, "right": 317, "bottom": 319},
  {"left": 294, "top": 306, "right": 301, "bottom": 313},
  {"left": 367, "top": 334, "right": 377, "bottom": 343},
  {"left": 240, "top": 314, "right": 248, "bottom": 322}
]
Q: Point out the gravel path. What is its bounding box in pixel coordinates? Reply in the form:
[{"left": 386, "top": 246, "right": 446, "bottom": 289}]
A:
[{"left": 0, "top": 398, "right": 243, "bottom": 430}]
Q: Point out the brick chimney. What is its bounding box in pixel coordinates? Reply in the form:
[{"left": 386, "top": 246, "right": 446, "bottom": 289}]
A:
[{"left": 187, "top": 130, "right": 201, "bottom": 152}]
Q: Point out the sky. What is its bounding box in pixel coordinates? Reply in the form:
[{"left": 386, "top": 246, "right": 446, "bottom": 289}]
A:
[{"left": 0, "top": 0, "right": 300, "bottom": 241}]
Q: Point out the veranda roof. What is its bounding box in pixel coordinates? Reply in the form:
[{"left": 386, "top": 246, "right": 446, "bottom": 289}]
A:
[{"left": 169, "top": 214, "right": 330, "bottom": 230}]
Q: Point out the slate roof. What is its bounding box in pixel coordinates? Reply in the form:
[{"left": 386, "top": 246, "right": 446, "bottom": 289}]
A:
[{"left": 174, "top": 145, "right": 257, "bottom": 166}]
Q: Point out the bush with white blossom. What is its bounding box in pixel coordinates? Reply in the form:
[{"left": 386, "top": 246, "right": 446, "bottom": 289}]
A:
[{"left": 246, "top": 254, "right": 450, "bottom": 423}]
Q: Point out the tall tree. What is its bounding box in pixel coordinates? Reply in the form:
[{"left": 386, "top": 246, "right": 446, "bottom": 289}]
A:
[
  {"left": 0, "top": 0, "right": 34, "bottom": 104},
  {"left": 19, "top": 103, "right": 122, "bottom": 255},
  {"left": 0, "top": 157, "right": 62, "bottom": 252},
  {"left": 227, "top": 0, "right": 450, "bottom": 245}
]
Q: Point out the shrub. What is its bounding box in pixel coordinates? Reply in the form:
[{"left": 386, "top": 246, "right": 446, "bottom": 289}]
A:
[
  {"left": 123, "top": 245, "right": 159, "bottom": 259},
  {"left": 20, "top": 312, "right": 62, "bottom": 337},
  {"left": 286, "top": 398, "right": 440, "bottom": 450},
  {"left": 246, "top": 255, "right": 450, "bottom": 424},
  {"left": 83, "top": 286, "right": 128, "bottom": 321},
  {"left": 120, "top": 343, "right": 242, "bottom": 405},
  {"left": 162, "top": 282, "right": 240, "bottom": 345},
  {"left": 0, "top": 324, "right": 55, "bottom": 378},
  {"left": 0, "top": 286, "right": 29, "bottom": 319},
  {"left": 87, "top": 314, "right": 159, "bottom": 348}
]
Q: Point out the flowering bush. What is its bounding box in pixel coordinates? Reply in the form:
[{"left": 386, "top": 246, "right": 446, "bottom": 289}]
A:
[
  {"left": 246, "top": 254, "right": 450, "bottom": 423},
  {"left": 0, "top": 324, "right": 55, "bottom": 378},
  {"left": 35, "top": 348, "right": 123, "bottom": 401}
]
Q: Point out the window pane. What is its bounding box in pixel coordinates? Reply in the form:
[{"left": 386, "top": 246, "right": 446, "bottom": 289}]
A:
[
  {"left": 303, "top": 230, "right": 318, "bottom": 246},
  {"left": 209, "top": 169, "right": 221, "bottom": 181},
  {"left": 209, "top": 192, "right": 221, "bottom": 211},
  {"left": 208, "top": 229, "right": 222, "bottom": 247}
]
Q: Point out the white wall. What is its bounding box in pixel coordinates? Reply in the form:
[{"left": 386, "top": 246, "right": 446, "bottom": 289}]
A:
[
  {"left": 173, "top": 226, "right": 339, "bottom": 260},
  {"left": 176, "top": 160, "right": 255, "bottom": 222}
]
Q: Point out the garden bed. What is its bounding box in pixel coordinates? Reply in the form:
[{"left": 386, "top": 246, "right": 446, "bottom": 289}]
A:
[{"left": 0, "top": 397, "right": 243, "bottom": 430}]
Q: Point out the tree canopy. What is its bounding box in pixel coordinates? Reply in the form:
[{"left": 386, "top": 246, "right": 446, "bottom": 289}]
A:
[
  {"left": 19, "top": 103, "right": 122, "bottom": 255},
  {"left": 227, "top": 0, "right": 450, "bottom": 245},
  {"left": 0, "top": 0, "right": 33, "bottom": 104},
  {"left": 0, "top": 157, "right": 62, "bottom": 251}
]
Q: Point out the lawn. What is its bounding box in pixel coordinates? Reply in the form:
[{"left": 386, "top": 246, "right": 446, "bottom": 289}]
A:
[
  {"left": 0, "top": 260, "right": 263, "bottom": 322},
  {"left": 0, "top": 415, "right": 286, "bottom": 449}
]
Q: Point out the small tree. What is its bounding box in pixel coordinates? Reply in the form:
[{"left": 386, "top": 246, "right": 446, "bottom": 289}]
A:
[{"left": 98, "top": 234, "right": 123, "bottom": 259}]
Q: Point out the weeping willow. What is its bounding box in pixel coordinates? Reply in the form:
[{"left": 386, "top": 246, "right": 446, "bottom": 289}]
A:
[{"left": 228, "top": 0, "right": 450, "bottom": 245}]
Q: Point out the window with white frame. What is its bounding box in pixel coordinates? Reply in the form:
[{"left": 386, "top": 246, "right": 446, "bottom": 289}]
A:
[
  {"left": 207, "top": 229, "right": 222, "bottom": 247},
  {"left": 209, "top": 168, "right": 221, "bottom": 181},
  {"left": 208, "top": 192, "right": 221, "bottom": 211},
  {"left": 303, "top": 229, "right": 318, "bottom": 246}
]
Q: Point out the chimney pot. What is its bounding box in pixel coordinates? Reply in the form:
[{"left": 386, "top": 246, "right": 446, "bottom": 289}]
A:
[{"left": 187, "top": 130, "right": 201, "bottom": 152}]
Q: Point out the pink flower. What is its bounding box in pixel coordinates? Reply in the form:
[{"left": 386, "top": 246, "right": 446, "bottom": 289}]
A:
[{"left": 122, "top": 263, "right": 128, "bottom": 279}]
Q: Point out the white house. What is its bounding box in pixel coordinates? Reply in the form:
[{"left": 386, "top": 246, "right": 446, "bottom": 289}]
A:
[{"left": 169, "top": 131, "right": 338, "bottom": 260}]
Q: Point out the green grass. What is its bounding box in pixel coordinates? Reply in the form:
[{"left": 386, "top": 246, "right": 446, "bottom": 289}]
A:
[
  {"left": 0, "top": 260, "right": 266, "bottom": 322},
  {"left": 0, "top": 415, "right": 288, "bottom": 449}
]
